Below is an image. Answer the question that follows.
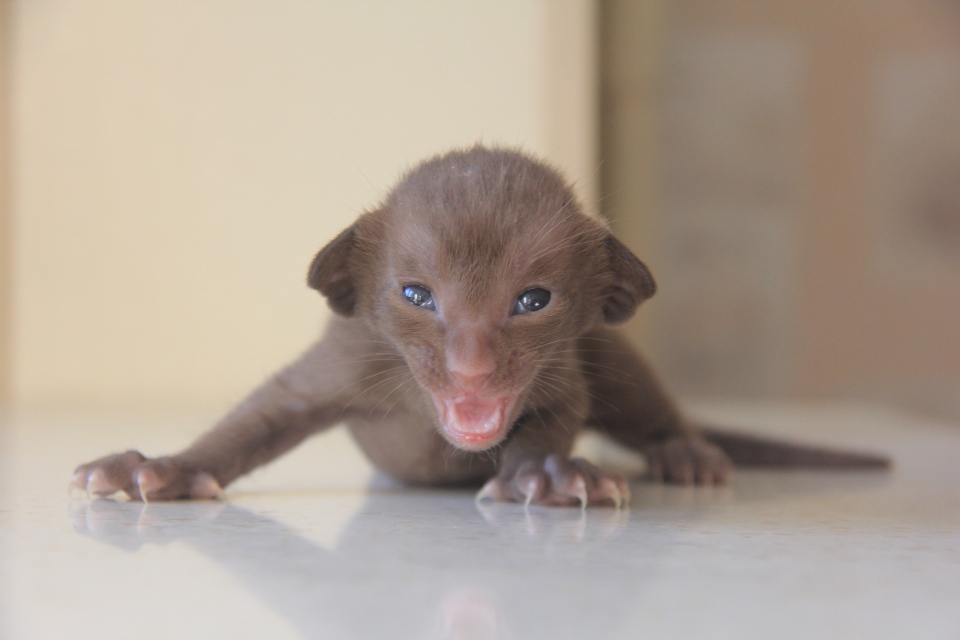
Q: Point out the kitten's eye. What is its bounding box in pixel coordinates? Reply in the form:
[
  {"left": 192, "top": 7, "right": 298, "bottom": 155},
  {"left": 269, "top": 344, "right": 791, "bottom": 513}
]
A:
[
  {"left": 403, "top": 285, "right": 436, "bottom": 310},
  {"left": 513, "top": 288, "right": 551, "bottom": 315}
]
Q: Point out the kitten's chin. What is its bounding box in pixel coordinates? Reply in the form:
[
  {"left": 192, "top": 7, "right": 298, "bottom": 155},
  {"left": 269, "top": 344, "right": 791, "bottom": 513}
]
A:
[{"left": 434, "top": 394, "right": 514, "bottom": 451}]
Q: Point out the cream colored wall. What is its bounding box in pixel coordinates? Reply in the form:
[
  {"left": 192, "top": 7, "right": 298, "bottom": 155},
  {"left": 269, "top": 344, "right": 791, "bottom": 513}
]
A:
[
  {"left": 0, "top": 0, "right": 12, "bottom": 405},
  {"left": 7, "top": 0, "right": 597, "bottom": 409}
]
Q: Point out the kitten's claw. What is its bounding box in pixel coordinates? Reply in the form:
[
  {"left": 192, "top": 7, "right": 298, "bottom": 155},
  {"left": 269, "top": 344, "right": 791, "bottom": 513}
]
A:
[
  {"left": 477, "top": 455, "right": 629, "bottom": 508},
  {"left": 598, "top": 477, "right": 624, "bottom": 510},
  {"left": 136, "top": 469, "right": 154, "bottom": 503},
  {"left": 190, "top": 473, "right": 226, "bottom": 501},
  {"left": 476, "top": 478, "right": 507, "bottom": 503},
  {"left": 70, "top": 470, "right": 87, "bottom": 490},
  {"left": 86, "top": 468, "right": 117, "bottom": 497},
  {"left": 569, "top": 475, "right": 588, "bottom": 510},
  {"left": 518, "top": 472, "right": 546, "bottom": 508}
]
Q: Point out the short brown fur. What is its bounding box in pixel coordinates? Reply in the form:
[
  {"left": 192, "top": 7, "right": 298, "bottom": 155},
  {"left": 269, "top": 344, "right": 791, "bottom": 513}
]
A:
[{"left": 72, "top": 146, "right": 889, "bottom": 506}]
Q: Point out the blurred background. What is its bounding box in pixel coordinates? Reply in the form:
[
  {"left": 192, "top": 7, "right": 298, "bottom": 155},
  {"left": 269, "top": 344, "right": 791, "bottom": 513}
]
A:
[{"left": 0, "top": 0, "right": 957, "bottom": 424}]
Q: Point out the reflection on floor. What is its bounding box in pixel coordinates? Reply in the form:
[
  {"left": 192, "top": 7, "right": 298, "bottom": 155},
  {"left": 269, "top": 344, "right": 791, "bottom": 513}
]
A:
[{"left": 2, "top": 404, "right": 959, "bottom": 639}]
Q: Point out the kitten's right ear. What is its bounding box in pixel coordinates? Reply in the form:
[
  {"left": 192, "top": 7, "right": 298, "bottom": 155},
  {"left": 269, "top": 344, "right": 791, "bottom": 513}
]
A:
[{"left": 308, "top": 223, "right": 358, "bottom": 316}]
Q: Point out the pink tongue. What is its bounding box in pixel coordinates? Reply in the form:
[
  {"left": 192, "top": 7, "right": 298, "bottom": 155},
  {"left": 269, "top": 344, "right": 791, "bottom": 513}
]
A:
[{"left": 446, "top": 396, "right": 502, "bottom": 435}]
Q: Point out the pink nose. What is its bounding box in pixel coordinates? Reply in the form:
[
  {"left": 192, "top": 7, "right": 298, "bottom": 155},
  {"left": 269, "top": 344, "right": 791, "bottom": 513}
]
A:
[
  {"left": 449, "top": 370, "right": 492, "bottom": 394},
  {"left": 446, "top": 326, "right": 496, "bottom": 393}
]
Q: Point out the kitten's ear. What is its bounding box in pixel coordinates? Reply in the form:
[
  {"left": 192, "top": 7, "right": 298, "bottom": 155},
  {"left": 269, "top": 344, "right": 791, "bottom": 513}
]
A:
[
  {"left": 601, "top": 234, "right": 657, "bottom": 324},
  {"left": 308, "top": 223, "right": 359, "bottom": 316}
]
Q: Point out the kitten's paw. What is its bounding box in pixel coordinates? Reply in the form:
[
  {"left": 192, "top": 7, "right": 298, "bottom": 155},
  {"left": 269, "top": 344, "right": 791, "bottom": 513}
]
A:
[
  {"left": 477, "top": 455, "right": 630, "bottom": 509},
  {"left": 71, "top": 451, "right": 224, "bottom": 502},
  {"left": 642, "top": 437, "right": 732, "bottom": 486}
]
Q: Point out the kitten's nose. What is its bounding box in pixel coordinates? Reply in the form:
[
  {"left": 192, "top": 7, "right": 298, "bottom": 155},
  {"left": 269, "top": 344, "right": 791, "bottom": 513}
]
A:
[
  {"left": 446, "top": 325, "right": 496, "bottom": 394},
  {"left": 449, "top": 370, "right": 493, "bottom": 394}
]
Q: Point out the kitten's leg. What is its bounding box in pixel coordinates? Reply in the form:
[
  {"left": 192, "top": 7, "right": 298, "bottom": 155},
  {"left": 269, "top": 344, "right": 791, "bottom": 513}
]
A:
[
  {"left": 71, "top": 348, "right": 342, "bottom": 500},
  {"left": 72, "top": 321, "right": 398, "bottom": 500},
  {"left": 580, "top": 328, "right": 732, "bottom": 485},
  {"left": 477, "top": 407, "right": 630, "bottom": 508}
]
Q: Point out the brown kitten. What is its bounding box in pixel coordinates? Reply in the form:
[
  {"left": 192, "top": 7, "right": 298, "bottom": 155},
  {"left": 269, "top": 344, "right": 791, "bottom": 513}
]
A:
[{"left": 72, "top": 146, "right": 889, "bottom": 507}]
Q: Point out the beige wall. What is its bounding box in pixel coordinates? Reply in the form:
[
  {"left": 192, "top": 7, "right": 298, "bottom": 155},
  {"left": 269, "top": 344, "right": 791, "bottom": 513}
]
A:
[
  {"left": 0, "top": 0, "right": 11, "bottom": 405},
  {"left": 5, "top": 0, "right": 597, "bottom": 409}
]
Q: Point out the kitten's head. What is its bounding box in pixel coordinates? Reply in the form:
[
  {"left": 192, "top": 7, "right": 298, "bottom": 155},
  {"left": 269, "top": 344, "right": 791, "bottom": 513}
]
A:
[{"left": 308, "top": 146, "right": 655, "bottom": 451}]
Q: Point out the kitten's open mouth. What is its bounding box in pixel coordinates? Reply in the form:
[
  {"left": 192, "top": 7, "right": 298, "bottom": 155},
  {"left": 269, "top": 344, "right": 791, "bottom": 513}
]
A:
[{"left": 436, "top": 395, "right": 512, "bottom": 451}]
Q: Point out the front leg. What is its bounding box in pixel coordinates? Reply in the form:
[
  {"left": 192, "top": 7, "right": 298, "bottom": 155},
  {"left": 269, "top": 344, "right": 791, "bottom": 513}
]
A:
[
  {"left": 581, "top": 328, "right": 732, "bottom": 485},
  {"left": 71, "top": 348, "right": 342, "bottom": 501},
  {"left": 477, "top": 410, "right": 630, "bottom": 509},
  {"left": 71, "top": 319, "right": 393, "bottom": 501}
]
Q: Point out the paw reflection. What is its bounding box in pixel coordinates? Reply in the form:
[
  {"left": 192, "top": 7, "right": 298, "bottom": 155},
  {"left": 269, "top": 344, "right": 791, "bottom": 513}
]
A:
[
  {"left": 67, "top": 491, "right": 644, "bottom": 638},
  {"left": 433, "top": 589, "right": 500, "bottom": 640},
  {"left": 475, "top": 500, "right": 628, "bottom": 544}
]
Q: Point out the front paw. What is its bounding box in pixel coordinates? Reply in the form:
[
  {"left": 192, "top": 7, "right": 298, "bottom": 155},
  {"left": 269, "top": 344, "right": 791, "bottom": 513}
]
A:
[
  {"left": 71, "top": 451, "right": 224, "bottom": 501},
  {"left": 477, "top": 455, "right": 630, "bottom": 508},
  {"left": 642, "top": 437, "right": 732, "bottom": 486}
]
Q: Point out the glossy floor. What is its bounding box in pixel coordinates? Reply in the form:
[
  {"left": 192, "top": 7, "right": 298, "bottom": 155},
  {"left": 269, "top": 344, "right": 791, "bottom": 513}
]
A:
[{"left": 2, "top": 404, "right": 959, "bottom": 639}]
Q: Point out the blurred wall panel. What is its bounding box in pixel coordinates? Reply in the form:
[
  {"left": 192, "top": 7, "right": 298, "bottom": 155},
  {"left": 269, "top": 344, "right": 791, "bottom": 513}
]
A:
[
  {"left": 606, "top": 0, "right": 960, "bottom": 421},
  {"left": 867, "top": 49, "right": 960, "bottom": 419},
  {"left": 657, "top": 31, "right": 803, "bottom": 397},
  {"left": 599, "top": 0, "right": 664, "bottom": 345},
  {"left": 8, "top": 0, "right": 597, "bottom": 409}
]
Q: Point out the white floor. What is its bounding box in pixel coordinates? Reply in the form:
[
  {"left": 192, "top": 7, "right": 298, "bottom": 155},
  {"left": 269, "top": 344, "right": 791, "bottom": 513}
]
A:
[{"left": 2, "top": 403, "right": 959, "bottom": 640}]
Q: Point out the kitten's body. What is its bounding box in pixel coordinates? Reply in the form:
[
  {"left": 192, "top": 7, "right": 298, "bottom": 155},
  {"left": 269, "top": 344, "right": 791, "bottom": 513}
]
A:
[{"left": 73, "top": 147, "right": 888, "bottom": 507}]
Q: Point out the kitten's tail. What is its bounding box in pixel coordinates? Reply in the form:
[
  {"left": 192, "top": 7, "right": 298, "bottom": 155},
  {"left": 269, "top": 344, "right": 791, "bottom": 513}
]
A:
[{"left": 699, "top": 426, "right": 891, "bottom": 469}]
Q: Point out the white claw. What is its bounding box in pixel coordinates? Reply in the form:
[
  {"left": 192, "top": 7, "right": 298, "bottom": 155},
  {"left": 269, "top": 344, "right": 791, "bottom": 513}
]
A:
[
  {"left": 70, "top": 470, "right": 87, "bottom": 490},
  {"left": 137, "top": 474, "right": 150, "bottom": 504},
  {"left": 610, "top": 485, "right": 623, "bottom": 510},
  {"left": 520, "top": 476, "right": 542, "bottom": 509},
  {"left": 191, "top": 473, "right": 225, "bottom": 501},
  {"left": 68, "top": 472, "right": 87, "bottom": 498},
  {"left": 571, "top": 476, "right": 588, "bottom": 511},
  {"left": 598, "top": 477, "right": 625, "bottom": 510},
  {"left": 475, "top": 479, "right": 500, "bottom": 503},
  {"left": 86, "top": 469, "right": 114, "bottom": 497}
]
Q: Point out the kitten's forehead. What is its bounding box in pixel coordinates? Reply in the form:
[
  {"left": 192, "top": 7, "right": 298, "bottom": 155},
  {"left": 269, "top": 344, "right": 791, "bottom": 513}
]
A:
[
  {"left": 384, "top": 146, "right": 588, "bottom": 278},
  {"left": 387, "top": 209, "right": 518, "bottom": 291}
]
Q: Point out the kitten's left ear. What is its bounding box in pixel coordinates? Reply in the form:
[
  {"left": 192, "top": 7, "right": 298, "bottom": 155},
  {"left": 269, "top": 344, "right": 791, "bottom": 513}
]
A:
[
  {"left": 601, "top": 234, "right": 657, "bottom": 324},
  {"left": 308, "top": 222, "right": 359, "bottom": 316}
]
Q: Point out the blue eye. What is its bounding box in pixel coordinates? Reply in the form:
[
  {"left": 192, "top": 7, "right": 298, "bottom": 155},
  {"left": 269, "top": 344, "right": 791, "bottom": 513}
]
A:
[
  {"left": 403, "top": 285, "right": 436, "bottom": 311},
  {"left": 513, "top": 288, "right": 551, "bottom": 314}
]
